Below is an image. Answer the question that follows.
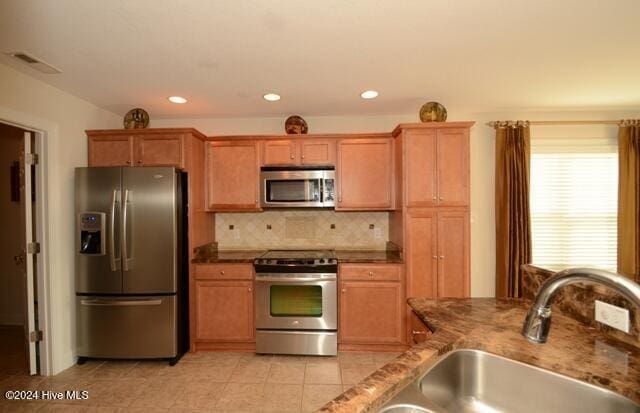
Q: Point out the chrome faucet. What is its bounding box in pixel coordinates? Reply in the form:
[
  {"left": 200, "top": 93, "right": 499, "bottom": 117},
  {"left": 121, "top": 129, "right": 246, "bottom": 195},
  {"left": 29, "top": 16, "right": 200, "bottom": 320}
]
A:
[{"left": 522, "top": 267, "right": 640, "bottom": 343}]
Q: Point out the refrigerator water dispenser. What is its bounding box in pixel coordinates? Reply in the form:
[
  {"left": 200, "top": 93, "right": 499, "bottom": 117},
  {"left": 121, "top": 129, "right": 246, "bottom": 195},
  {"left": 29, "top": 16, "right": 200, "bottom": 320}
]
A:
[{"left": 78, "top": 212, "right": 106, "bottom": 255}]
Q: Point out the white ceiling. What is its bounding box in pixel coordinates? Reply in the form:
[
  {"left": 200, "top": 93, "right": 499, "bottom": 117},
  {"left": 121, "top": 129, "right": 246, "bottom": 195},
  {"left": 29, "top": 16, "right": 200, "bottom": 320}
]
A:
[{"left": 1, "top": 0, "right": 639, "bottom": 119}]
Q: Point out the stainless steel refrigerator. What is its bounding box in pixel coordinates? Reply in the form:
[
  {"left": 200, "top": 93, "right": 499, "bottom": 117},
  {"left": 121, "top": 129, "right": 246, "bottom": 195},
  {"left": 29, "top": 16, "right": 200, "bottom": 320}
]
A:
[{"left": 74, "top": 167, "right": 188, "bottom": 365}]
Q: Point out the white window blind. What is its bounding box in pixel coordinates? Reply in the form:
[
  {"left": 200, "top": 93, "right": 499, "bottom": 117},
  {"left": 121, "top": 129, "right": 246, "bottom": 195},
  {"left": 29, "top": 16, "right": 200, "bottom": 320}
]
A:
[{"left": 530, "top": 137, "right": 618, "bottom": 271}]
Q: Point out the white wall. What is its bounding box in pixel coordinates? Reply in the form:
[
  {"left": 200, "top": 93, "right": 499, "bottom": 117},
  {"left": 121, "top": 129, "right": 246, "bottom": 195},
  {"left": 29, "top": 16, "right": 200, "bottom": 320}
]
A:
[
  {"left": 0, "top": 63, "right": 121, "bottom": 374},
  {"left": 153, "top": 108, "right": 639, "bottom": 298}
]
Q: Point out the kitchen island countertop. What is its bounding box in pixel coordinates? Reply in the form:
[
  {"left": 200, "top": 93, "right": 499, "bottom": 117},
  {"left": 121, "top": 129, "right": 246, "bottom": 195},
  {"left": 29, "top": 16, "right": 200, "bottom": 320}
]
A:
[{"left": 318, "top": 297, "right": 640, "bottom": 412}]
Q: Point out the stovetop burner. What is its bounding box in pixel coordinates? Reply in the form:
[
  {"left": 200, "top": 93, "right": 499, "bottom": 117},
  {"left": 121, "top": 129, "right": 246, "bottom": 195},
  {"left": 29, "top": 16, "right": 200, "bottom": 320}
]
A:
[
  {"left": 259, "top": 249, "right": 336, "bottom": 260},
  {"left": 254, "top": 249, "right": 338, "bottom": 271}
]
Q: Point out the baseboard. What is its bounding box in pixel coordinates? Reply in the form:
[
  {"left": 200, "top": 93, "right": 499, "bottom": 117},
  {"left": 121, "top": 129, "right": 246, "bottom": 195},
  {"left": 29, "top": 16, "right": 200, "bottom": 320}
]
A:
[
  {"left": 338, "top": 343, "right": 408, "bottom": 352},
  {"left": 192, "top": 341, "right": 256, "bottom": 351}
]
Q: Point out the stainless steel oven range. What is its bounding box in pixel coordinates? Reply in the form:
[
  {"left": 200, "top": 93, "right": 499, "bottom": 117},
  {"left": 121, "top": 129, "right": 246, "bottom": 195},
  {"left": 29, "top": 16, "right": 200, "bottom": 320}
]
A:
[{"left": 254, "top": 250, "right": 337, "bottom": 356}]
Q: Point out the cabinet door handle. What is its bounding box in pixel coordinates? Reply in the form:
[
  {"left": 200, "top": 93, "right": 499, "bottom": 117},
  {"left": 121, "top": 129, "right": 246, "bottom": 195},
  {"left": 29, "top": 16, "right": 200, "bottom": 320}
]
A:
[
  {"left": 290, "top": 155, "right": 295, "bottom": 159},
  {"left": 220, "top": 270, "right": 225, "bottom": 275},
  {"left": 137, "top": 160, "right": 142, "bottom": 164},
  {"left": 341, "top": 289, "right": 346, "bottom": 293},
  {"left": 248, "top": 287, "right": 252, "bottom": 292},
  {"left": 439, "top": 196, "right": 444, "bottom": 201},
  {"left": 432, "top": 196, "right": 437, "bottom": 200},
  {"left": 412, "top": 330, "right": 427, "bottom": 336},
  {"left": 126, "top": 160, "right": 131, "bottom": 165},
  {"left": 432, "top": 256, "right": 437, "bottom": 260},
  {"left": 439, "top": 256, "right": 445, "bottom": 259},
  {"left": 368, "top": 271, "right": 373, "bottom": 276},
  {"left": 301, "top": 155, "right": 305, "bottom": 159}
]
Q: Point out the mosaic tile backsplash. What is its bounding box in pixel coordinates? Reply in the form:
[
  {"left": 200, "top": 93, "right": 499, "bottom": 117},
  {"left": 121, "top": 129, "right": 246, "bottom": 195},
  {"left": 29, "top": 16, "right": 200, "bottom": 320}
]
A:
[{"left": 215, "top": 211, "right": 389, "bottom": 250}]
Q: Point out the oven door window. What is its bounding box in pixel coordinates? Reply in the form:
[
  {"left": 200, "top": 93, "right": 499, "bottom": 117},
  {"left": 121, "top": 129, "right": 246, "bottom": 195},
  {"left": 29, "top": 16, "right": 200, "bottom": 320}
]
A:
[
  {"left": 270, "top": 285, "right": 323, "bottom": 317},
  {"left": 266, "top": 180, "right": 320, "bottom": 202}
]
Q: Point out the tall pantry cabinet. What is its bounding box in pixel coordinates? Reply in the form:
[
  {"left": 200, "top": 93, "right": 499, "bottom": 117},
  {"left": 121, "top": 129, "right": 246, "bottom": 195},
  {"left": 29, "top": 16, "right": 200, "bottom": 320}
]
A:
[{"left": 390, "top": 122, "right": 473, "bottom": 344}]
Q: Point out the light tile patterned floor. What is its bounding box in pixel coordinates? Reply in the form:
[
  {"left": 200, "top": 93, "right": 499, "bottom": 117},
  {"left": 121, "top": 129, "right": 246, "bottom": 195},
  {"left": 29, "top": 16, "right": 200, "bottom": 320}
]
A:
[{"left": 0, "top": 351, "right": 400, "bottom": 412}]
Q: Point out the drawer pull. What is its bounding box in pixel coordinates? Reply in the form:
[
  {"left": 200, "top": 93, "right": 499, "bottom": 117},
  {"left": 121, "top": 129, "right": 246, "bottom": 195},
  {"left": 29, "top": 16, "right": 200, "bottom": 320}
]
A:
[
  {"left": 220, "top": 270, "right": 225, "bottom": 275},
  {"left": 412, "top": 330, "right": 427, "bottom": 336},
  {"left": 248, "top": 287, "right": 252, "bottom": 292}
]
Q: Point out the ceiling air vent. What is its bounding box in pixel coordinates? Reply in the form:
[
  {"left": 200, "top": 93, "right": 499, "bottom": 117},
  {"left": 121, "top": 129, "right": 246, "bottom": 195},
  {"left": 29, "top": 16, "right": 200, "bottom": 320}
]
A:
[{"left": 4, "top": 51, "right": 62, "bottom": 74}]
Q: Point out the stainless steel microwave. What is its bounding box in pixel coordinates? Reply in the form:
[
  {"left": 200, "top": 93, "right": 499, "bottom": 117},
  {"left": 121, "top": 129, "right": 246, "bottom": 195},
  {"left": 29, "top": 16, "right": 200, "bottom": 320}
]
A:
[{"left": 260, "top": 167, "right": 335, "bottom": 208}]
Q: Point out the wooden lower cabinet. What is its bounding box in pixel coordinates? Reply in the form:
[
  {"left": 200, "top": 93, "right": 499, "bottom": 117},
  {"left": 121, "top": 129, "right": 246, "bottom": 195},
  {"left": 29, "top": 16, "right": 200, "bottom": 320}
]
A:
[
  {"left": 192, "top": 264, "right": 255, "bottom": 350},
  {"left": 194, "top": 280, "right": 254, "bottom": 342},
  {"left": 338, "top": 265, "right": 405, "bottom": 347},
  {"left": 406, "top": 208, "right": 469, "bottom": 298}
]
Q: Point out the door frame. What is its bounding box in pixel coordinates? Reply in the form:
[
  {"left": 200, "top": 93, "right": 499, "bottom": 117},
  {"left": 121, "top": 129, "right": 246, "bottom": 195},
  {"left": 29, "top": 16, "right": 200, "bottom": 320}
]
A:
[{"left": 0, "top": 108, "right": 52, "bottom": 376}]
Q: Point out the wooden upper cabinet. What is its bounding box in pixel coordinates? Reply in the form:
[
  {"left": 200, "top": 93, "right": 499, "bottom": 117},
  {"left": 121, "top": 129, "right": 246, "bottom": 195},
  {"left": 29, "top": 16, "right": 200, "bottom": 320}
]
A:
[
  {"left": 87, "top": 130, "right": 195, "bottom": 169},
  {"left": 336, "top": 138, "right": 393, "bottom": 210},
  {"left": 300, "top": 140, "right": 335, "bottom": 165},
  {"left": 406, "top": 208, "right": 438, "bottom": 298},
  {"left": 404, "top": 127, "right": 469, "bottom": 207},
  {"left": 437, "top": 128, "right": 469, "bottom": 206},
  {"left": 206, "top": 141, "right": 260, "bottom": 211},
  {"left": 88, "top": 135, "right": 134, "bottom": 166},
  {"left": 263, "top": 140, "right": 298, "bottom": 165},
  {"left": 437, "top": 209, "right": 469, "bottom": 297},
  {"left": 262, "top": 139, "right": 336, "bottom": 166},
  {"left": 406, "top": 129, "right": 437, "bottom": 207},
  {"left": 339, "top": 280, "right": 404, "bottom": 345},
  {"left": 135, "top": 134, "right": 183, "bottom": 167}
]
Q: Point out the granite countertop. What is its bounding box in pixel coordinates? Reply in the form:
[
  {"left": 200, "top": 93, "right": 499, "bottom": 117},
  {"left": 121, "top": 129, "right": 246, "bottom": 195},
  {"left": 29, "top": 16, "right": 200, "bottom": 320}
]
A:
[
  {"left": 334, "top": 250, "right": 402, "bottom": 264},
  {"left": 319, "top": 298, "right": 640, "bottom": 413},
  {"left": 191, "top": 243, "right": 402, "bottom": 264}
]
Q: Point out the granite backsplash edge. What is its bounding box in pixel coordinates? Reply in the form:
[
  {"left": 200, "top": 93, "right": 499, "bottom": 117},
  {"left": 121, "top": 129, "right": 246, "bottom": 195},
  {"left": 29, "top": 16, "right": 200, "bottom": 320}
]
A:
[{"left": 522, "top": 264, "right": 639, "bottom": 349}]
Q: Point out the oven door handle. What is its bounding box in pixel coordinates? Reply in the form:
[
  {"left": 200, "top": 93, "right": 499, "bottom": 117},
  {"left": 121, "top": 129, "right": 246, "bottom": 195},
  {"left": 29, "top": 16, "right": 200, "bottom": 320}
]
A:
[{"left": 256, "top": 276, "right": 336, "bottom": 283}]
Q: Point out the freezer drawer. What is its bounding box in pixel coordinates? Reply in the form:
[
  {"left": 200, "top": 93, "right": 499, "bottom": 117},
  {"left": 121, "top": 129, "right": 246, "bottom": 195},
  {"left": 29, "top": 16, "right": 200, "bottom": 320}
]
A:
[{"left": 76, "top": 295, "right": 177, "bottom": 359}]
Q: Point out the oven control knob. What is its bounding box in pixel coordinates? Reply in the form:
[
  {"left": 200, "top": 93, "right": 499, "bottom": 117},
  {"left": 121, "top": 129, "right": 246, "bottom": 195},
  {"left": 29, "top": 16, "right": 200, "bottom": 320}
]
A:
[{"left": 319, "top": 259, "right": 325, "bottom": 263}]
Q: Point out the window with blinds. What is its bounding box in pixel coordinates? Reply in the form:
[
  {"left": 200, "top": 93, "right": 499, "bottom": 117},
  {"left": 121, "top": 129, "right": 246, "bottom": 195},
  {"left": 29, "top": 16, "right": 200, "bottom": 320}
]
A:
[{"left": 530, "top": 137, "right": 618, "bottom": 271}]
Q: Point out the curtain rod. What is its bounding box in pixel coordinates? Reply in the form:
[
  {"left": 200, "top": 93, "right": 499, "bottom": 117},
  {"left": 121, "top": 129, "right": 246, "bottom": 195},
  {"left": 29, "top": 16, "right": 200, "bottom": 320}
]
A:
[{"left": 487, "top": 119, "right": 639, "bottom": 127}]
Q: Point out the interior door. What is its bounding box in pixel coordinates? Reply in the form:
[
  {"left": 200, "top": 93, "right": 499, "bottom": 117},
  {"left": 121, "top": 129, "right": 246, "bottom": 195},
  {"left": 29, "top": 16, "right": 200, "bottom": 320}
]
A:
[
  {"left": 75, "top": 167, "right": 123, "bottom": 294},
  {"left": 122, "top": 167, "right": 177, "bottom": 294},
  {"left": 22, "top": 132, "right": 37, "bottom": 374}
]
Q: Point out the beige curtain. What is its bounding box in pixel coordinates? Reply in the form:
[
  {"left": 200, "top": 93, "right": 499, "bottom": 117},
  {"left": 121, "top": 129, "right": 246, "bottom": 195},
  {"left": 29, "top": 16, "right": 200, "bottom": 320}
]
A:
[
  {"left": 617, "top": 121, "right": 640, "bottom": 281},
  {"left": 495, "top": 122, "right": 532, "bottom": 298}
]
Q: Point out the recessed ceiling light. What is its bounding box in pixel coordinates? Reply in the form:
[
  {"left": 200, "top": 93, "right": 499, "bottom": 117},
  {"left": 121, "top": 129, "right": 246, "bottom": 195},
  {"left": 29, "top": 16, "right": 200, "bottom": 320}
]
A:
[
  {"left": 360, "top": 90, "right": 379, "bottom": 99},
  {"left": 263, "top": 93, "right": 281, "bottom": 102},
  {"left": 168, "top": 96, "right": 188, "bottom": 104}
]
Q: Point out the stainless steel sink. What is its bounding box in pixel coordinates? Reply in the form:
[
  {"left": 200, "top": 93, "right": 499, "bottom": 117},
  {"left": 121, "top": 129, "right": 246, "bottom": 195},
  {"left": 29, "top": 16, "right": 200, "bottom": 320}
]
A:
[{"left": 379, "top": 349, "right": 639, "bottom": 413}]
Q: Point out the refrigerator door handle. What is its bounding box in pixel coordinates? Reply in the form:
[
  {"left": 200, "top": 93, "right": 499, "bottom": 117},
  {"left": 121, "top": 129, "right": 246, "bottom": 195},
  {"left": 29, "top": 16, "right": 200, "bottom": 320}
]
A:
[
  {"left": 80, "top": 298, "right": 162, "bottom": 306},
  {"left": 122, "top": 189, "right": 130, "bottom": 271},
  {"left": 109, "top": 189, "right": 120, "bottom": 271}
]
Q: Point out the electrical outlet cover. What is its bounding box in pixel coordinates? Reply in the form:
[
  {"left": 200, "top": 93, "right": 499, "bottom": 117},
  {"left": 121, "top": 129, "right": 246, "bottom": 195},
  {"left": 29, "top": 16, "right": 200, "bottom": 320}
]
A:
[{"left": 595, "top": 300, "right": 630, "bottom": 333}]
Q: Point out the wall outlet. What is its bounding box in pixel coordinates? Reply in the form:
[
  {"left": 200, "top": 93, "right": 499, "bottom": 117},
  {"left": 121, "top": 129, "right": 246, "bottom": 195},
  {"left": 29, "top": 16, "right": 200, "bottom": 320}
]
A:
[{"left": 595, "top": 300, "right": 630, "bottom": 333}]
